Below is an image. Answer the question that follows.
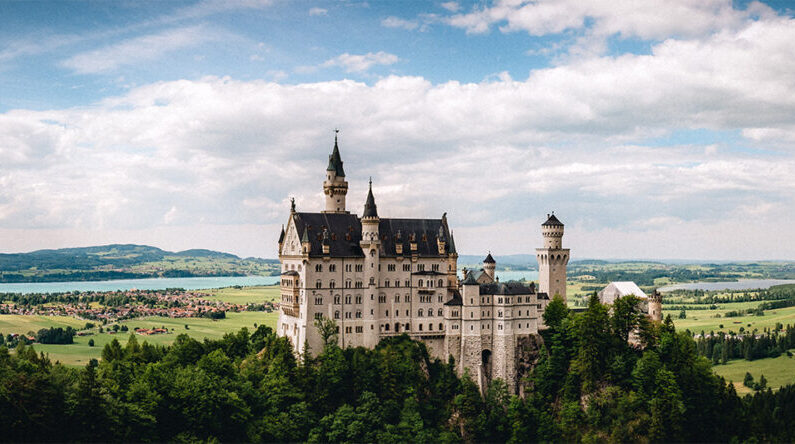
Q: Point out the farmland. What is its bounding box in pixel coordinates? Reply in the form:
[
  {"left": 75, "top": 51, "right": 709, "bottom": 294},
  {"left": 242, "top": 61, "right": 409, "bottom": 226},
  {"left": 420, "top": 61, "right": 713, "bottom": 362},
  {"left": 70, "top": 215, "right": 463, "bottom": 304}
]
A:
[{"left": 713, "top": 351, "right": 795, "bottom": 395}]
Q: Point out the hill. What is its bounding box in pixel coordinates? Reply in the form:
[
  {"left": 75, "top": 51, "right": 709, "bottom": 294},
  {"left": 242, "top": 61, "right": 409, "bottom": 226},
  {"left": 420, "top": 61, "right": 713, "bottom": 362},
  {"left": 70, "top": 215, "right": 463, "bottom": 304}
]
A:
[{"left": 0, "top": 244, "right": 279, "bottom": 283}]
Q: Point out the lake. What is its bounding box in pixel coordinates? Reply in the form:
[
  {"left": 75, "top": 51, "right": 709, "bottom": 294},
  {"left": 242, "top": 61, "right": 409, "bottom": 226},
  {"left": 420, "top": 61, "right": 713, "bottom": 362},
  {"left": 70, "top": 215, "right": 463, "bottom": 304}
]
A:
[
  {"left": 659, "top": 279, "right": 795, "bottom": 292},
  {"left": 0, "top": 276, "right": 281, "bottom": 294},
  {"left": 0, "top": 269, "right": 539, "bottom": 294}
]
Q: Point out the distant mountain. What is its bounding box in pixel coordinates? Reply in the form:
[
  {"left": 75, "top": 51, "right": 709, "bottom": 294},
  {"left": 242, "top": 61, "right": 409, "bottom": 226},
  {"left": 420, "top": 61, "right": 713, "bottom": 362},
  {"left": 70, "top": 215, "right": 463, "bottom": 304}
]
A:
[{"left": 0, "top": 244, "right": 279, "bottom": 283}]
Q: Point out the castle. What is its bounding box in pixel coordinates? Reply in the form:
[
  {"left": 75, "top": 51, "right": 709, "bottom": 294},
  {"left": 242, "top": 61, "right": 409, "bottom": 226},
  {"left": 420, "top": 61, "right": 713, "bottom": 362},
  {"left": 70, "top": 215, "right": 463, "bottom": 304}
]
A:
[{"left": 276, "top": 136, "right": 570, "bottom": 392}]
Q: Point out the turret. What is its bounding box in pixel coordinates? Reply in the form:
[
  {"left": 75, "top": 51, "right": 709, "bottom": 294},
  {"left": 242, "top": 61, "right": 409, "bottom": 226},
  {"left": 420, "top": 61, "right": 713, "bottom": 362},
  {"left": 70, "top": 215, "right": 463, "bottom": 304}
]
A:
[
  {"left": 322, "top": 132, "right": 349, "bottom": 213},
  {"left": 536, "top": 212, "right": 570, "bottom": 303},
  {"left": 359, "top": 179, "right": 380, "bottom": 347},
  {"left": 483, "top": 253, "right": 496, "bottom": 280},
  {"left": 648, "top": 289, "right": 663, "bottom": 322}
]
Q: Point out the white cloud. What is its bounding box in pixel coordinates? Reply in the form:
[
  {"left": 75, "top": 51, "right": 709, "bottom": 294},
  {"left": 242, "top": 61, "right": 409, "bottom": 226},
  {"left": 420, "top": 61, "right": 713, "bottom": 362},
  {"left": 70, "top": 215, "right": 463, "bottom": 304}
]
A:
[
  {"left": 60, "top": 25, "right": 232, "bottom": 74},
  {"left": 3, "top": 12, "right": 795, "bottom": 259},
  {"left": 441, "top": 2, "right": 460, "bottom": 13},
  {"left": 321, "top": 51, "right": 400, "bottom": 72},
  {"left": 309, "top": 7, "right": 328, "bottom": 16},
  {"left": 381, "top": 16, "right": 420, "bottom": 30}
]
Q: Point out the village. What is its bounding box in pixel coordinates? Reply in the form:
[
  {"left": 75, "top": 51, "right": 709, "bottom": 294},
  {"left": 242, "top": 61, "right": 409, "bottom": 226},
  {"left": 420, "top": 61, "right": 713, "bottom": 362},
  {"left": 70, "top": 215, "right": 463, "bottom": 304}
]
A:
[{"left": 0, "top": 288, "right": 277, "bottom": 323}]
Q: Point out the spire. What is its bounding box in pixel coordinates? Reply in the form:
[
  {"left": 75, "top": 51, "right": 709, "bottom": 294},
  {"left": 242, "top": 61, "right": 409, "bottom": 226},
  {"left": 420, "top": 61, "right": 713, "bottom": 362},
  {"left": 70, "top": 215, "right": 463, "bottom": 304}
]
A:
[
  {"left": 301, "top": 228, "right": 309, "bottom": 243},
  {"left": 326, "top": 130, "right": 345, "bottom": 177},
  {"left": 484, "top": 252, "right": 496, "bottom": 264},
  {"left": 363, "top": 178, "right": 378, "bottom": 218},
  {"left": 543, "top": 212, "right": 563, "bottom": 226},
  {"left": 449, "top": 230, "right": 457, "bottom": 254},
  {"left": 278, "top": 225, "right": 285, "bottom": 243}
]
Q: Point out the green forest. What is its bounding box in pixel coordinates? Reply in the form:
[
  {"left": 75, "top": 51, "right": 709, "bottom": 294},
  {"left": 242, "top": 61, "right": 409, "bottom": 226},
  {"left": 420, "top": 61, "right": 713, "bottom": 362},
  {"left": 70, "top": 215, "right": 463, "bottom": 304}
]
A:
[{"left": 2, "top": 295, "right": 793, "bottom": 442}]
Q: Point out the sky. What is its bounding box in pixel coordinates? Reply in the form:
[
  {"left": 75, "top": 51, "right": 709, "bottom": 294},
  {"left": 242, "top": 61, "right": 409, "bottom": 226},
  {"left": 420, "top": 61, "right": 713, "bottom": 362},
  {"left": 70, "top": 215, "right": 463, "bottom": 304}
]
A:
[{"left": 1, "top": 0, "right": 794, "bottom": 260}]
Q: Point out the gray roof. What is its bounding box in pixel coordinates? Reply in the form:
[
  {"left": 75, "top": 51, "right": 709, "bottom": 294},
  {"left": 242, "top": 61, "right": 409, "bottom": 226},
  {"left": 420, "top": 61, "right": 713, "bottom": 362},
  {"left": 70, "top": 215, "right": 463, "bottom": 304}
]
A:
[
  {"left": 290, "top": 212, "right": 454, "bottom": 258},
  {"left": 543, "top": 213, "right": 563, "bottom": 226},
  {"left": 479, "top": 281, "right": 535, "bottom": 295},
  {"left": 444, "top": 290, "right": 463, "bottom": 306},
  {"left": 326, "top": 137, "right": 345, "bottom": 177},
  {"left": 363, "top": 181, "right": 378, "bottom": 218},
  {"left": 483, "top": 253, "right": 495, "bottom": 264}
]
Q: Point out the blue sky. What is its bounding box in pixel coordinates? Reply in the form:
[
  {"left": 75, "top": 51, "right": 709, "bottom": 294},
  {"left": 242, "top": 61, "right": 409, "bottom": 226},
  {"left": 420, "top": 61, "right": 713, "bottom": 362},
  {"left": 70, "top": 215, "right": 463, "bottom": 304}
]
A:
[{"left": 1, "top": 0, "right": 794, "bottom": 260}]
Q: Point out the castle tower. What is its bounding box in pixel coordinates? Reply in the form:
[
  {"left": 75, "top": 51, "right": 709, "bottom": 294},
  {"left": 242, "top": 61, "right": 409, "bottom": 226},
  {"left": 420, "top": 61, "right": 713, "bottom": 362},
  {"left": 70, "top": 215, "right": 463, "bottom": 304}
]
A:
[
  {"left": 322, "top": 133, "right": 349, "bottom": 213},
  {"left": 649, "top": 289, "right": 663, "bottom": 322},
  {"left": 483, "top": 253, "right": 496, "bottom": 280},
  {"left": 460, "top": 271, "right": 484, "bottom": 383},
  {"left": 536, "top": 213, "right": 570, "bottom": 302},
  {"left": 360, "top": 179, "right": 380, "bottom": 347}
]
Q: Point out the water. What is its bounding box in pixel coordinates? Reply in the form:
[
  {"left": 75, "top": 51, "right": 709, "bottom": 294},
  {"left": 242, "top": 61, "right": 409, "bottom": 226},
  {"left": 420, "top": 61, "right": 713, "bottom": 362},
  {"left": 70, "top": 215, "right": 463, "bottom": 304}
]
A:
[
  {"left": 495, "top": 270, "right": 539, "bottom": 282},
  {"left": 659, "top": 279, "right": 795, "bottom": 292},
  {"left": 0, "top": 275, "right": 281, "bottom": 294}
]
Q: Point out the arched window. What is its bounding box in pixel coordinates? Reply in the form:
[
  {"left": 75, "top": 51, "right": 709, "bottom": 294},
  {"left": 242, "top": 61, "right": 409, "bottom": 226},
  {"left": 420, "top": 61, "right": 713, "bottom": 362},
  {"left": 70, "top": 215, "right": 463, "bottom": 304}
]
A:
[
  {"left": 418, "top": 309, "right": 424, "bottom": 317},
  {"left": 428, "top": 310, "right": 433, "bottom": 317},
  {"left": 418, "top": 279, "right": 424, "bottom": 287},
  {"left": 438, "top": 308, "right": 443, "bottom": 316},
  {"left": 405, "top": 323, "right": 410, "bottom": 331},
  {"left": 429, "top": 323, "right": 433, "bottom": 331},
  {"left": 419, "top": 324, "right": 423, "bottom": 331},
  {"left": 439, "top": 323, "right": 443, "bottom": 330},
  {"left": 334, "top": 311, "right": 340, "bottom": 319},
  {"left": 438, "top": 279, "right": 444, "bottom": 287}
]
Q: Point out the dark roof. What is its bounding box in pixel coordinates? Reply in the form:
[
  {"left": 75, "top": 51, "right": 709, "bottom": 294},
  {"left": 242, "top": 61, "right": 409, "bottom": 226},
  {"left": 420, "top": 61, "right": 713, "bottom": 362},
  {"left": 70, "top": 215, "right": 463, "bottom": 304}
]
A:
[
  {"left": 281, "top": 270, "right": 299, "bottom": 276},
  {"left": 462, "top": 272, "right": 478, "bottom": 285},
  {"left": 483, "top": 253, "right": 495, "bottom": 264},
  {"left": 363, "top": 181, "right": 378, "bottom": 218},
  {"left": 448, "top": 230, "right": 457, "bottom": 254},
  {"left": 538, "top": 292, "right": 549, "bottom": 300},
  {"left": 479, "top": 281, "right": 535, "bottom": 295},
  {"left": 542, "top": 213, "right": 563, "bottom": 226},
  {"left": 292, "top": 212, "right": 453, "bottom": 258},
  {"left": 412, "top": 270, "right": 446, "bottom": 276},
  {"left": 326, "top": 137, "right": 345, "bottom": 177},
  {"left": 444, "top": 290, "right": 463, "bottom": 306},
  {"left": 278, "top": 225, "right": 285, "bottom": 243}
]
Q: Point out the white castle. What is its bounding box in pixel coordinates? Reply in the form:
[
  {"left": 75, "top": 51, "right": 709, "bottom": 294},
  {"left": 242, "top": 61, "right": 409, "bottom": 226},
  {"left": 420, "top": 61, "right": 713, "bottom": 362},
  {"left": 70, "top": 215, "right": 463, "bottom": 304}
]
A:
[{"left": 276, "top": 136, "right": 570, "bottom": 392}]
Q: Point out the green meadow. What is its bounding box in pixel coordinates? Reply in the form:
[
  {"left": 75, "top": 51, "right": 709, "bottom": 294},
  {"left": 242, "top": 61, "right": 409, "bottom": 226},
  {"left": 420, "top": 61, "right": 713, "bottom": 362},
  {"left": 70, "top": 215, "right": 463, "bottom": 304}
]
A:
[
  {"left": 668, "top": 303, "right": 795, "bottom": 334},
  {"left": 0, "top": 315, "right": 87, "bottom": 335},
  {"left": 197, "top": 284, "right": 280, "bottom": 304},
  {"left": 713, "top": 351, "right": 795, "bottom": 395},
  {"left": 27, "top": 311, "right": 279, "bottom": 366}
]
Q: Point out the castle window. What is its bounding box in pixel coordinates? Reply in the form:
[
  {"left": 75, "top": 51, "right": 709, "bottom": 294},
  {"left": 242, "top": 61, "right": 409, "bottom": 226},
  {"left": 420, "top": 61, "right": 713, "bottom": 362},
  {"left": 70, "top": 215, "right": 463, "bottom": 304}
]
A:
[
  {"left": 438, "top": 308, "right": 443, "bottom": 316},
  {"left": 356, "top": 310, "right": 362, "bottom": 318},
  {"left": 355, "top": 281, "right": 363, "bottom": 288},
  {"left": 395, "top": 280, "right": 400, "bottom": 288},
  {"left": 417, "top": 264, "right": 425, "bottom": 271},
  {"left": 369, "top": 277, "right": 375, "bottom": 285},
  {"left": 405, "top": 323, "right": 410, "bottom": 331},
  {"left": 405, "top": 280, "right": 411, "bottom": 287},
  {"left": 385, "top": 310, "right": 389, "bottom": 317},
  {"left": 439, "top": 323, "right": 443, "bottom": 330},
  {"left": 418, "top": 279, "right": 423, "bottom": 287},
  {"left": 345, "top": 326, "right": 352, "bottom": 333},
  {"left": 470, "top": 325, "right": 473, "bottom": 331},
  {"left": 345, "top": 312, "right": 351, "bottom": 319},
  {"left": 406, "top": 309, "right": 409, "bottom": 316},
  {"left": 453, "top": 310, "right": 459, "bottom": 317},
  {"left": 428, "top": 280, "right": 433, "bottom": 288},
  {"left": 314, "top": 313, "right": 323, "bottom": 320},
  {"left": 405, "top": 294, "right": 411, "bottom": 302},
  {"left": 379, "top": 295, "right": 386, "bottom": 303},
  {"left": 428, "top": 310, "right": 433, "bottom": 317},
  {"left": 395, "top": 323, "right": 400, "bottom": 332},
  {"left": 315, "top": 264, "right": 322, "bottom": 272},
  {"left": 432, "top": 264, "right": 439, "bottom": 271},
  {"left": 355, "top": 295, "right": 362, "bottom": 304},
  {"left": 329, "top": 280, "right": 336, "bottom": 289},
  {"left": 498, "top": 324, "right": 503, "bottom": 330},
  {"left": 385, "top": 281, "right": 390, "bottom": 288},
  {"left": 355, "top": 326, "right": 363, "bottom": 333},
  {"left": 428, "top": 323, "right": 433, "bottom": 331},
  {"left": 315, "top": 297, "right": 323, "bottom": 305},
  {"left": 438, "top": 279, "right": 444, "bottom": 287},
  {"left": 395, "top": 294, "right": 400, "bottom": 302},
  {"left": 345, "top": 280, "right": 351, "bottom": 288},
  {"left": 418, "top": 309, "right": 424, "bottom": 317},
  {"left": 498, "top": 297, "right": 503, "bottom": 304},
  {"left": 345, "top": 264, "right": 352, "bottom": 272},
  {"left": 403, "top": 264, "right": 411, "bottom": 272},
  {"left": 334, "top": 311, "right": 340, "bottom": 319},
  {"left": 356, "top": 264, "right": 363, "bottom": 272},
  {"left": 438, "top": 295, "right": 443, "bottom": 303},
  {"left": 498, "top": 311, "right": 503, "bottom": 317},
  {"left": 345, "top": 295, "right": 351, "bottom": 304},
  {"left": 388, "top": 264, "right": 396, "bottom": 272},
  {"left": 329, "top": 264, "right": 336, "bottom": 272},
  {"left": 385, "top": 323, "right": 390, "bottom": 331},
  {"left": 316, "top": 280, "right": 322, "bottom": 289}
]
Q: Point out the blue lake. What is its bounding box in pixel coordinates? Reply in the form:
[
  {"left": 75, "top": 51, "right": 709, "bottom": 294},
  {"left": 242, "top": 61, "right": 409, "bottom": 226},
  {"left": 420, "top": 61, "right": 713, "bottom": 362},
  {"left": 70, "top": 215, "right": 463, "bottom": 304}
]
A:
[
  {"left": 0, "top": 270, "right": 538, "bottom": 294},
  {"left": 0, "top": 275, "right": 281, "bottom": 294},
  {"left": 659, "top": 279, "right": 795, "bottom": 292}
]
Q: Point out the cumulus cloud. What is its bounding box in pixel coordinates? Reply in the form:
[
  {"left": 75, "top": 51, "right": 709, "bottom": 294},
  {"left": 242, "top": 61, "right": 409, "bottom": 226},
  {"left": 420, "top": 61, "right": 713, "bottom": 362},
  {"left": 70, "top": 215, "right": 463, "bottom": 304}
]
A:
[
  {"left": 309, "top": 7, "right": 328, "bottom": 16},
  {"left": 60, "top": 25, "right": 233, "bottom": 74},
  {"left": 3, "top": 11, "right": 795, "bottom": 258},
  {"left": 320, "top": 51, "right": 400, "bottom": 72}
]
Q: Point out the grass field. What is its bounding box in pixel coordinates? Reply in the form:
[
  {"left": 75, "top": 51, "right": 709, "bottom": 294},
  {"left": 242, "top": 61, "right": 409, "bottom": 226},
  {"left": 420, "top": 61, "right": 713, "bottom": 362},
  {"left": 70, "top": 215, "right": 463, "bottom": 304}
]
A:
[
  {"left": 712, "top": 351, "right": 795, "bottom": 395},
  {"left": 29, "top": 311, "right": 279, "bottom": 366},
  {"left": 197, "top": 285, "right": 280, "bottom": 304},
  {"left": 669, "top": 303, "right": 795, "bottom": 334},
  {"left": 0, "top": 315, "right": 88, "bottom": 335}
]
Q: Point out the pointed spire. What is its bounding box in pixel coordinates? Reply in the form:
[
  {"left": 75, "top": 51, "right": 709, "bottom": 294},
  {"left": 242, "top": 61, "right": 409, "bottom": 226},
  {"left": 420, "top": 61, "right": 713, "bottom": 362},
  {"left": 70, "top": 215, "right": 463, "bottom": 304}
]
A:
[
  {"left": 301, "top": 228, "right": 309, "bottom": 243},
  {"left": 449, "top": 230, "right": 457, "bottom": 254},
  {"left": 363, "top": 178, "right": 378, "bottom": 219},
  {"left": 484, "top": 252, "right": 495, "bottom": 264},
  {"left": 278, "top": 225, "right": 285, "bottom": 243},
  {"left": 326, "top": 130, "right": 345, "bottom": 177}
]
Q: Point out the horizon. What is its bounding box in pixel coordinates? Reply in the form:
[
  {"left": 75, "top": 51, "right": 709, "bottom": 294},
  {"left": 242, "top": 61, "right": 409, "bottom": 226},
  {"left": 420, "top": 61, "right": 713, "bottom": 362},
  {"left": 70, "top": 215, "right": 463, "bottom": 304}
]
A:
[{"left": 2, "top": 1, "right": 795, "bottom": 260}]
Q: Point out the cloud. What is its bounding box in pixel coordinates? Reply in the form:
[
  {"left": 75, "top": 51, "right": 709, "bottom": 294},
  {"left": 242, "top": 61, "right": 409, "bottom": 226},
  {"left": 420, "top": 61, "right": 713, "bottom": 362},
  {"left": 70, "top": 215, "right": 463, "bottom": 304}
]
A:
[
  {"left": 441, "top": 2, "right": 460, "bottom": 13},
  {"left": 321, "top": 51, "right": 400, "bottom": 72},
  {"left": 3, "top": 12, "right": 795, "bottom": 259},
  {"left": 381, "top": 16, "right": 420, "bottom": 30},
  {"left": 60, "top": 25, "right": 232, "bottom": 74},
  {"left": 309, "top": 7, "right": 328, "bottom": 16}
]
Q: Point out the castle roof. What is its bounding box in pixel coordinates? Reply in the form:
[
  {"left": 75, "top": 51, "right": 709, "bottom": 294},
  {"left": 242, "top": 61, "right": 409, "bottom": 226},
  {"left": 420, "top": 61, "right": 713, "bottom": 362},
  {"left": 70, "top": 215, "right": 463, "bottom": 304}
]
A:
[
  {"left": 479, "top": 281, "right": 535, "bottom": 296},
  {"left": 278, "top": 225, "right": 285, "bottom": 243},
  {"left": 600, "top": 281, "right": 648, "bottom": 299},
  {"left": 290, "top": 212, "right": 453, "bottom": 258},
  {"left": 542, "top": 213, "right": 563, "bottom": 226},
  {"left": 326, "top": 136, "right": 345, "bottom": 177},
  {"left": 444, "top": 289, "right": 463, "bottom": 306},
  {"left": 483, "top": 253, "right": 496, "bottom": 264},
  {"left": 362, "top": 180, "right": 378, "bottom": 219}
]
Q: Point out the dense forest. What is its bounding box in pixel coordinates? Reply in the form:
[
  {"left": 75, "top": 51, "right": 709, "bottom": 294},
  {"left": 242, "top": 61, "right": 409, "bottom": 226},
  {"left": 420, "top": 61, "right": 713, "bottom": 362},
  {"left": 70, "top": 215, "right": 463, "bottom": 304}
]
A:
[{"left": 1, "top": 295, "right": 794, "bottom": 442}]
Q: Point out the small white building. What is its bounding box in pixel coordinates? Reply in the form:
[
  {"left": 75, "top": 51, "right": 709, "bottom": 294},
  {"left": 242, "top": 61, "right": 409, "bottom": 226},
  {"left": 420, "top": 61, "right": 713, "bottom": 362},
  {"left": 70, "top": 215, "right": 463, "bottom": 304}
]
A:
[{"left": 598, "top": 281, "right": 647, "bottom": 305}]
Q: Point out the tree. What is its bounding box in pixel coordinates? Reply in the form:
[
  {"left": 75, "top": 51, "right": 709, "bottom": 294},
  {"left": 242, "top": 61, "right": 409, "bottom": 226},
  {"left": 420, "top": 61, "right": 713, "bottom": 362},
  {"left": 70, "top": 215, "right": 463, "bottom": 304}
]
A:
[
  {"left": 679, "top": 309, "right": 687, "bottom": 319},
  {"left": 314, "top": 317, "right": 338, "bottom": 348},
  {"left": 543, "top": 295, "right": 569, "bottom": 332},
  {"left": 743, "top": 372, "right": 754, "bottom": 388},
  {"left": 88, "top": 338, "right": 95, "bottom": 347}
]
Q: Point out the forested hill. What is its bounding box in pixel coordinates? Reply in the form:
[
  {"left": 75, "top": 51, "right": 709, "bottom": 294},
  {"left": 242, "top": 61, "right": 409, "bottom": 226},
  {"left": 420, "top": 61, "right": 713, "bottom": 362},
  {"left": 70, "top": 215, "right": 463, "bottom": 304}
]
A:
[{"left": 0, "top": 244, "right": 279, "bottom": 283}]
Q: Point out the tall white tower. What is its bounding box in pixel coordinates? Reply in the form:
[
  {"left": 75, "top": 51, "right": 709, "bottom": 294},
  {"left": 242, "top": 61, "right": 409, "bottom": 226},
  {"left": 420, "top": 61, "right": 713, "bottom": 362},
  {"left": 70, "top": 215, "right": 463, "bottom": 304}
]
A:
[
  {"left": 322, "top": 132, "right": 349, "bottom": 213},
  {"left": 360, "top": 179, "right": 380, "bottom": 347},
  {"left": 536, "top": 213, "right": 570, "bottom": 302}
]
